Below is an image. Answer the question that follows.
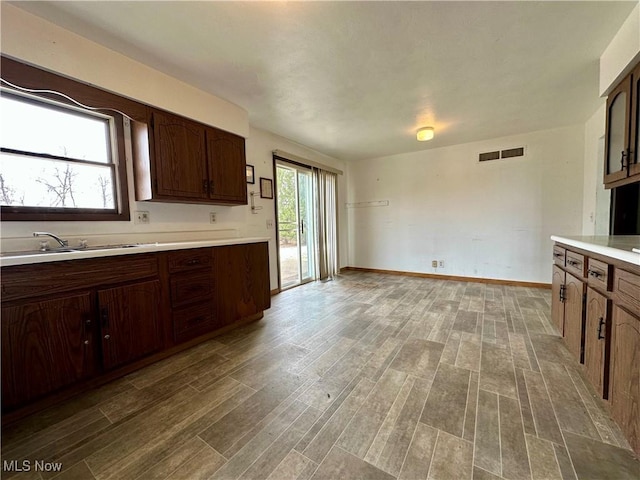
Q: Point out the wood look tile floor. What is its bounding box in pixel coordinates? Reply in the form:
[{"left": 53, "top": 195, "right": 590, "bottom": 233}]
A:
[{"left": 3, "top": 271, "right": 639, "bottom": 480}]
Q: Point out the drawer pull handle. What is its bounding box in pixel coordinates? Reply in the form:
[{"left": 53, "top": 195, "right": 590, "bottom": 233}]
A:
[
  {"left": 553, "top": 252, "right": 563, "bottom": 258},
  {"left": 104, "top": 334, "right": 111, "bottom": 340},
  {"left": 567, "top": 260, "right": 581, "bottom": 267},
  {"left": 597, "top": 317, "right": 606, "bottom": 340},
  {"left": 588, "top": 269, "right": 603, "bottom": 279},
  {"left": 186, "top": 259, "right": 201, "bottom": 266}
]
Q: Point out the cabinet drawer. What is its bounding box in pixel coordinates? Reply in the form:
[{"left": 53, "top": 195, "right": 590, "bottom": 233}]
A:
[
  {"left": 1, "top": 254, "right": 158, "bottom": 303},
  {"left": 565, "top": 251, "right": 586, "bottom": 278},
  {"left": 553, "top": 246, "right": 566, "bottom": 266},
  {"left": 587, "top": 258, "right": 612, "bottom": 292},
  {"left": 613, "top": 269, "right": 640, "bottom": 315},
  {"left": 170, "top": 272, "right": 214, "bottom": 308},
  {"left": 167, "top": 249, "right": 212, "bottom": 273},
  {"left": 173, "top": 303, "right": 217, "bottom": 343}
]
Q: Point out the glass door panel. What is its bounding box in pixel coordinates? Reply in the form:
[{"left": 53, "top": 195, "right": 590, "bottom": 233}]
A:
[
  {"left": 276, "top": 161, "right": 316, "bottom": 289},
  {"left": 298, "top": 170, "right": 315, "bottom": 282}
]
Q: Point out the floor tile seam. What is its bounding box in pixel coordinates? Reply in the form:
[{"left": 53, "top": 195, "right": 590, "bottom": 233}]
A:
[
  {"left": 534, "top": 361, "right": 579, "bottom": 480},
  {"left": 136, "top": 437, "right": 209, "bottom": 480},
  {"left": 49, "top": 460, "right": 95, "bottom": 480},
  {"left": 128, "top": 349, "right": 232, "bottom": 390},
  {"left": 504, "top": 380, "right": 535, "bottom": 480},
  {"left": 2, "top": 408, "right": 113, "bottom": 461},
  {"left": 306, "top": 377, "right": 378, "bottom": 470},
  {"left": 93, "top": 387, "right": 237, "bottom": 479},
  {"left": 497, "top": 392, "right": 504, "bottom": 478},
  {"left": 298, "top": 337, "right": 359, "bottom": 379},
  {"left": 396, "top": 374, "right": 436, "bottom": 479},
  {"left": 425, "top": 429, "right": 441, "bottom": 480},
  {"left": 563, "top": 364, "right": 616, "bottom": 446},
  {"left": 217, "top": 379, "right": 317, "bottom": 459},
  {"left": 231, "top": 403, "right": 316, "bottom": 480},
  {"left": 362, "top": 375, "right": 416, "bottom": 467}
]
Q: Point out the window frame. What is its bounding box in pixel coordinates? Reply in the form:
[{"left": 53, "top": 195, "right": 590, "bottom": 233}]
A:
[{"left": 1, "top": 57, "right": 134, "bottom": 222}]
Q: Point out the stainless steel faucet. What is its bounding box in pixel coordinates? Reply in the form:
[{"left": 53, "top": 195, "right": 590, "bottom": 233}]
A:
[{"left": 33, "top": 232, "right": 68, "bottom": 250}]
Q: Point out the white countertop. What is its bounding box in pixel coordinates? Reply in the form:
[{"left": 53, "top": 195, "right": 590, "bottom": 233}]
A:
[
  {"left": 0, "top": 237, "right": 270, "bottom": 267},
  {"left": 550, "top": 235, "right": 640, "bottom": 266}
]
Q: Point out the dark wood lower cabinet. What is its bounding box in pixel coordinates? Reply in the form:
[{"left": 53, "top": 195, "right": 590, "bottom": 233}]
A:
[
  {"left": 1, "top": 242, "right": 270, "bottom": 416},
  {"left": 98, "top": 280, "right": 162, "bottom": 370},
  {"left": 552, "top": 241, "right": 640, "bottom": 455},
  {"left": 216, "top": 243, "right": 271, "bottom": 323},
  {"left": 609, "top": 305, "right": 640, "bottom": 453},
  {"left": 1, "top": 293, "right": 94, "bottom": 409},
  {"left": 551, "top": 265, "right": 565, "bottom": 334},
  {"left": 584, "top": 287, "right": 609, "bottom": 397},
  {"left": 562, "top": 272, "right": 585, "bottom": 363}
]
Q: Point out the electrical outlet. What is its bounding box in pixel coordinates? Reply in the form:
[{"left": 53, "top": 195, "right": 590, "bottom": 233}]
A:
[
  {"left": 135, "top": 211, "right": 150, "bottom": 224},
  {"left": 266, "top": 219, "right": 274, "bottom": 229},
  {"left": 439, "top": 260, "right": 445, "bottom": 268},
  {"left": 432, "top": 260, "right": 438, "bottom": 268},
  {"left": 210, "top": 212, "right": 217, "bottom": 224}
]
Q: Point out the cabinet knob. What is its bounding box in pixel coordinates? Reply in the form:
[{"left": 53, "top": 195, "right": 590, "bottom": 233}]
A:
[
  {"left": 84, "top": 340, "right": 90, "bottom": 345},
  {"left": 202, "top": 179, "right": 209, "bottom": 193},
  {"left": 104, "top": 334, "right": 111, "bottom": 340}
]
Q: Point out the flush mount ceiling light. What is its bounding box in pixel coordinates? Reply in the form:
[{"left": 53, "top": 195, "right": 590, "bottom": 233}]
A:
[{"left": 416, "top": 127, "right": 434, "bottom": 141}]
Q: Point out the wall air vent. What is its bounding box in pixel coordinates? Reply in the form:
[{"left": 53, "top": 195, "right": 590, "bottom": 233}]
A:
[
  {"left": 479, "top": 146, "right": 526, "bottom": 163},
  {"left": 479, "top": 151, "right": 500, "bottom": 162},
  {"left": 501, "top": 147, "right": 525, "bottom": 159}
]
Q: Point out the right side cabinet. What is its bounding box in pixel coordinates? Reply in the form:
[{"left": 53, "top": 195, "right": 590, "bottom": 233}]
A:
[
  {"left": 552, "top": 243, "right": 640, "bottom": 455},
  {"left": 604, "top": 61, "right": 640, "bottom": 188}
]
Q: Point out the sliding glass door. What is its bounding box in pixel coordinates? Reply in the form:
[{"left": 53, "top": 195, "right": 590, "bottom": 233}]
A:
[{"left": 276, "top": 162, "right": 316, "bottom": 289}]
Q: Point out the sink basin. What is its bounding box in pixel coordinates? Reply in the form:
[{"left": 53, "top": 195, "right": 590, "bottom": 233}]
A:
[{"left": 1, "top": 243, "right": 150, "bottom": 257}]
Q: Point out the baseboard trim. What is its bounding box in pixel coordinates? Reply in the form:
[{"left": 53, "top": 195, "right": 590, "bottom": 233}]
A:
[
  {"left": 340, "top": 266, "right": 551, "bottom": 289},
  {"left": 270, "top": 288, "right": 280, "bottom": 296}
]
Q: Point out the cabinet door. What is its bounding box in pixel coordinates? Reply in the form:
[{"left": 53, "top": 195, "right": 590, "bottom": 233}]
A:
[
  {"left": 629, "top": 63, "right": 640, "bottom": 179},
  {"left": 609, "top": 305, "right": 640, "bottom": 454},
  {"left": 215, "top": 243, "right": 270, "bottom": 324},
  {"left": 551, "top": 265, "right": 565, "bottom": 335},
  {"left": 584, "top": 287, "right": 609, "bottom": 397},
  {"left": 604, "top": 75, "right": 631, "bottom": 186},
  {"left": 206, "top": 128, "right": 247, "bottom": 204},
  {"left": 98, "top": 280, "right": 162, "bottom": 370},
  {"left": 1, "top": 293, "right": 94, "bottom": 409},
  {"left": 152, "top": 110, "right": 208, "bottom": 199},
  {"left": 563, "top": 272, "right": 585, "bottom": 363}
]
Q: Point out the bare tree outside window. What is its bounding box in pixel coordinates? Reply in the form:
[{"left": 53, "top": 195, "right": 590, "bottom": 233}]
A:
[
  {"left": 0, "top": 173, "right": 24, "bottom": 205},
  {"left": 36, "top": 164, "right": 78, "bottom": 208},
  {"left": 96, "top": 174, "right": 112, "bottom": 208}
]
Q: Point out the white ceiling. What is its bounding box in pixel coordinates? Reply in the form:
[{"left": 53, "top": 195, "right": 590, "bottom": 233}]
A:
[{"left": 10, "top": 1, "right": 637, "bottom": 161}]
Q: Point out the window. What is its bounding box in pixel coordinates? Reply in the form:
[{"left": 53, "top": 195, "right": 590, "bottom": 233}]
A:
[{"left": 0, "top": 89, "right": 130, "bottom": 221}]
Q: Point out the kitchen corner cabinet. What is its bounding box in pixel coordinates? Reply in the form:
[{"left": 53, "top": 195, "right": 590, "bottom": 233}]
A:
[
  {"left": 551, "top": 242, "right": 640, "bottom": 454},
  {"left": 604, "top": 61, "right": 640, "bottom": 188},
  {"left": 133, "top": 109, "right": 247, "bottom": 205}
]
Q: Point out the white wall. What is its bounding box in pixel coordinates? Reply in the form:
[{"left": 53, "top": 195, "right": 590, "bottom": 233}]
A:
[
  {"left": 582, "top": 104, "right": 611, "bottom": 235},
  {"left": 600, "top": 3, "right": 640, "bottom": 96},
  {"left": 0, "top": 3, "right": 348, "bottom": 291},
  {"left": 346, "top": 125, "right": 585, "bottom": 284}
]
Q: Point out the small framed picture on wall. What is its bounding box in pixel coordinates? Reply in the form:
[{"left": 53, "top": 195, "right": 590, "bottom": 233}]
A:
[
  {"left": 246, "top": 164, "right": 255, "bottom": 184},
  {"left": 260, "top": 177, "right": 273, "bottom": 199}
]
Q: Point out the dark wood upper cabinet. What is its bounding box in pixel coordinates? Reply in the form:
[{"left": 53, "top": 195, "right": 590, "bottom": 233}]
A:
[
  {"left": 98, "top": 280, "right": 162, "bottom": 370},
  {"left": 152, "top": 111, "right": 209, "bottom": 200},
  {"left": 604, "top": 61, "right": 640, "bottom": 189},
  {"left": 135, "top": 109, "right": 248, "bottom": 205},
  {"left": 1, "top": 293, "right": 94, "bottom": 409},
  {"left": 207, "top": 128, "right": 247, "bottom": 203}
]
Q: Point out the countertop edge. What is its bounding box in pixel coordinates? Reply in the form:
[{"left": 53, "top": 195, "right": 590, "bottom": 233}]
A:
[
  {"left": 0, "top": 237, "right": 271, "bottom": 267},
  {"left": 551, "top": 235, "right": 640, "bottom": 266}
]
